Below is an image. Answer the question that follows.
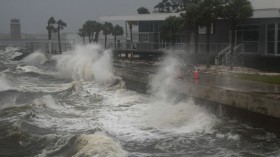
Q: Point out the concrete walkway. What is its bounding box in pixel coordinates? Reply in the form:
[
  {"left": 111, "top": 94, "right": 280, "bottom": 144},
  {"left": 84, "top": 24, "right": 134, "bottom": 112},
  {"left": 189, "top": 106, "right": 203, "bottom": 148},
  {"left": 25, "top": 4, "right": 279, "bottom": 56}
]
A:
[{"left": 114, "top": 61, "right": 280, "bottom": 94}]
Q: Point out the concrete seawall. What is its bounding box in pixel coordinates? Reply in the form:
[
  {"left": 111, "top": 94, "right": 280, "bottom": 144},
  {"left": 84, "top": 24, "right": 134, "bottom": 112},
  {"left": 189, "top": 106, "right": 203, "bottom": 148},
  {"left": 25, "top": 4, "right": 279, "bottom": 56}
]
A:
[{"left": 113, "top": 65, "right": 280, "bottom": 120}]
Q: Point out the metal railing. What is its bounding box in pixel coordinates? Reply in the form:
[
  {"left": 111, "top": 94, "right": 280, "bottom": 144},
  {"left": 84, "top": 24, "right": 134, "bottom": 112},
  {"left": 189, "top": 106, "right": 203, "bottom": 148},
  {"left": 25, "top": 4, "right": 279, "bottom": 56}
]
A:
[{"left": 108, "top": 42, "right": 229, "bottom": 54}]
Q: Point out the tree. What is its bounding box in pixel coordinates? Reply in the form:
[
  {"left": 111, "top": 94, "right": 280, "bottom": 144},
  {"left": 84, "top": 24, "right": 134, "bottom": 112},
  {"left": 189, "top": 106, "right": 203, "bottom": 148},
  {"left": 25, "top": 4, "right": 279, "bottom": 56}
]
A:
[
  {"left": 112, "top": 25, "right": 124, "bottom": 49},
  {"left": 154, "top": 0, "right": 190, "bottom": 13},
  {"left": 93, "top": 22, "right": 103, "bottom": 43},
  {"left": 78, "top": 24, "right": 87, "bottom": 44},
  {"left": 223, "top": 0, "right": 253, "bottom": 67},
  {"left": 46, "top": 17, "right": 56, "bottom": 53},
  {"left": 161, "top": 16, "right": 184, "bottom": 44},
  {"left": 84, "top": 20, "right": 95, "bottom": 43},
  {"left": 137, "top": 7, "right": 150, "bottom": 14},
  {"left": 56, "top": 19, "right": 67, "bottom": 54},
  {"left": 102, "top": 22, "right": 113, "bottom": 49},
  {"left": 46, "top": 17, "right": 56, "bottom": 40},
  {"left": 181, "top": 1, "right": 202, "bottom": 54},
  {"left": 127, "top": 21, "right": 137, "bottom": 49},
  {"left": 199, "top": 0, "right": 223, "bottom": 55}
]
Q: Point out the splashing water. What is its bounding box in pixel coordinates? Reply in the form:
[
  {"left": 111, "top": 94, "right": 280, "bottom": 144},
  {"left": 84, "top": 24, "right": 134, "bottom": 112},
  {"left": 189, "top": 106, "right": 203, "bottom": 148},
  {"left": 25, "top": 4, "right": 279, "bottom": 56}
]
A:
[
  {"left": 145, "top": 56, "right": 217, "bottom": 133},
  {"left": 53, "top": 44, "right": 115, "bottom": 84},
  {"left": 22, "top": 51, "right": 47, "bottom": 66}
]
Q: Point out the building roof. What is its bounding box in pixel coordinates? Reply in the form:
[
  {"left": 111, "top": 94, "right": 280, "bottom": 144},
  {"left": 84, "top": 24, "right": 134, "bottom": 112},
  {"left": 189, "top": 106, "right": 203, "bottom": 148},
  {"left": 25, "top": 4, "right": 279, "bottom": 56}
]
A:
[
  {"left": 100, "top": 13, "right": 180, "bottom": 22},
  {"left": 100, "top": 8, "right": 280, "bottom": 22},
  {"left": 253, "top": 8, "right": 280, "bottom": 18}
]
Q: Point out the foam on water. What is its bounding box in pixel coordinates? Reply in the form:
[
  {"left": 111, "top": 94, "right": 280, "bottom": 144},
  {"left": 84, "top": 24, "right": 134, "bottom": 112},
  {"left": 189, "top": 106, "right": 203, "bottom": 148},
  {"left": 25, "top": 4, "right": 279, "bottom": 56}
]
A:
[
  {"left": 143, "top": 99, "right": 217, "bottom": 133},
  {"left": 37, "top": 133, "right": 127, "bottom": 157},
  {"left": 33, "top": 95, "right": 63, "bottom": 110},
  {"left": 16, "top": 65, "right": 51, "bottom": 75},
  {"left": 71, "top": 133, "right": 127, "bottom": 157},
  {"left": 0, "top": 77, "right": 13, "bottom": 92}
]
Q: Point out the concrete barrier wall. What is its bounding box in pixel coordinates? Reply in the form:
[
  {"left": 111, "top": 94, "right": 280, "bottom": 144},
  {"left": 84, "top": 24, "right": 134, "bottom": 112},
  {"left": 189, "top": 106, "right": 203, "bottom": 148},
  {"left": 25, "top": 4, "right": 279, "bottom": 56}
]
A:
[{"left": 113, "top": 66, "right": 280, "bottom": 119}]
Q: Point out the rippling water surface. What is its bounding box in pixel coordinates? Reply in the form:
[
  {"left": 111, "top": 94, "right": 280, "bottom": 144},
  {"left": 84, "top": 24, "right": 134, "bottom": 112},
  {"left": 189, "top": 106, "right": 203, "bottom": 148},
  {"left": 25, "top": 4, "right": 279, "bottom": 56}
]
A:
[{"left": 0, "top": 45, "right": 280, "bottom": 157}]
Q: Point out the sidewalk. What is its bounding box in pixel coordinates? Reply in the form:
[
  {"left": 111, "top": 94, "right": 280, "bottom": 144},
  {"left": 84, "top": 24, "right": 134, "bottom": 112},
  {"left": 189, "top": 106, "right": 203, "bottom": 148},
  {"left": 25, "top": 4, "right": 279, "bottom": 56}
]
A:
[{"left": 113, "top": 61, "right": 280, "bottom": 94}]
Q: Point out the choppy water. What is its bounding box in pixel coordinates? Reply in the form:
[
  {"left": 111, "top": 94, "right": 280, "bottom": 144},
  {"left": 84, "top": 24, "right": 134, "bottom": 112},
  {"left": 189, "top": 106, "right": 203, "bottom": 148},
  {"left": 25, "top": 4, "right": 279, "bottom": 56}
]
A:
[{"left": 1, "top": 45, "right": 280, "bottom": 157}]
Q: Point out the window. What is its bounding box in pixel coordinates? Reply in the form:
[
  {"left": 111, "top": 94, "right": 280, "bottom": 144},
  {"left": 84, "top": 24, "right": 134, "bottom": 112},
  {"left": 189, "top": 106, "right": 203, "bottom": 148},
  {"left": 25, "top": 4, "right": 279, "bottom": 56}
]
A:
[{"left": 267, "top": 24, "right": 275, "bottom": 54}]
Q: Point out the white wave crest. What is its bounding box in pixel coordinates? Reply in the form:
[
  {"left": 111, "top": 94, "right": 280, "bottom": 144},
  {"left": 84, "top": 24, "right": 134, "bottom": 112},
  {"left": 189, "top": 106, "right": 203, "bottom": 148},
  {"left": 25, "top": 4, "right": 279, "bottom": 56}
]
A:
[
  {"left": 16, "top": 65, "right": 49, "bottom": 75},
  {"left": 23, "top": 51, "right": 47, "bottom": 66},
  {"left": 0, "top": 77, "right": 13, "bottom": 92},
  {"left": 0, "top": 47, "right": 22, "bottom": 60},
  {"left": 72, "top": 133, "right": 127, "bottom": 157},
  {"left": 33, "top": 95, "right": 63, "bottom": 110},
  {"left": 143, "top": 99, "right": 217, "bottom": 133},
  {"left": 53, "top": 44, "right": 115, "bottom": 84},
  {"left": 145, "top": 56, "right": 217, "bottom": 133}
]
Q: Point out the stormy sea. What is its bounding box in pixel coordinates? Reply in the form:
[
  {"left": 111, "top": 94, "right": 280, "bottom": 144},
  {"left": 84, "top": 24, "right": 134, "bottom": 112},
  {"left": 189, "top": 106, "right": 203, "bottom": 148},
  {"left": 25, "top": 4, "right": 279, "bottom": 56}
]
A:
[{"left": 1, "top": 44, "right": 280, "bottom": 157}]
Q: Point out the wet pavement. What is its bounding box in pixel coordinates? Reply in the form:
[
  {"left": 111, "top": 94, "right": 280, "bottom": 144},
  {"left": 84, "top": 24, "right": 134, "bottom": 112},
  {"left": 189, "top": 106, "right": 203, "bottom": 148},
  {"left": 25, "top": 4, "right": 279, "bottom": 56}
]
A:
[{"left": 114, "top": 61, "right": 280, "bottom": 94}]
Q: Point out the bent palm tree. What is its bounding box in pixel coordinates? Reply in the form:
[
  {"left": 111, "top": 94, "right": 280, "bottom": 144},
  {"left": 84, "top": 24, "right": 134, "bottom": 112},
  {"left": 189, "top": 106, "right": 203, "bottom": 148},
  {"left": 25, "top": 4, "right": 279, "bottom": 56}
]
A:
[
  {"left": 56, "top": 19, "right": 67, "bottom": 54},
  {"left": 78, "top": 24, "right": 87, "bottom": 44},
  {"left": 46, "top": 17, "right": 56, "bottom": 53},
  {"left": 127, "top": 21, "right": 137, "bottom": 49},
  {"left": 103, "top": 22, "right": 113, "bottom": 49},
  {"left": 112, "top": 25, "right": 124, "bottom": 49}
]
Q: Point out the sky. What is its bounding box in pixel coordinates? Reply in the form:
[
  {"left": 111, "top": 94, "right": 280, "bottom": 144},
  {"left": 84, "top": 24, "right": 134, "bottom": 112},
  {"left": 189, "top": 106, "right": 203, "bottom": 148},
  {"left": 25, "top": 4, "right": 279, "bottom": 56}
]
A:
[{"left": 0, "top": 0, "right": 280, "bottom": 34}]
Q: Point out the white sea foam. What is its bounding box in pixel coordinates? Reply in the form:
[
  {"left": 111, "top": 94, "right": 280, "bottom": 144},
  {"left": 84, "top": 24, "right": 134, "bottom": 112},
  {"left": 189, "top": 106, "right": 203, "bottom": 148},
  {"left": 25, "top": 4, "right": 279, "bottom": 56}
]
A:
[
  {"left": 16, "top": 65, "right": 49, "bottom": 75},
  {"left": 33, "top": 95, "right": 63, "bottom": 110},
  {"left": 53, "top": 44, "right": 115, "bottom": 84},
  {"left": 37, "top": 133, "right": 127, "bottom": 157},
  {"left": 143, "top": 99, "right": 217, "bottom": 133},
  {"left": 0, "top": 77, "right": 12, "bottom": 91},
  {"left": 23, "top": 51, "right": 47, "bottom": 66},
  {"left": 72, "top": 133, "right": 127, "bottom": 157},
  {"left": 0, "top": 47, "right": 22, "bottom": 61},
  {"left": 144, "top": 56, "right": 218, "bottom": 133}
]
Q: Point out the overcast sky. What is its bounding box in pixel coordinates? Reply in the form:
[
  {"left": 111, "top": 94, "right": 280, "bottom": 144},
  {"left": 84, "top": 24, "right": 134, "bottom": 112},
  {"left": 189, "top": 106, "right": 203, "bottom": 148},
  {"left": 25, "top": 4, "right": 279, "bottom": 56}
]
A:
[{"left": 0, "top": 0, "right": 279, "bottom": 34}]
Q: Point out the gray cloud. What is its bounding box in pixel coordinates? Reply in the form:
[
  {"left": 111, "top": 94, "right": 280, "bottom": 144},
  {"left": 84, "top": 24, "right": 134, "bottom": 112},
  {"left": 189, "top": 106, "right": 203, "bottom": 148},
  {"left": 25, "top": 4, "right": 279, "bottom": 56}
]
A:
[{"left": 0, "top": 0, "right": 279, "bottom": 34}]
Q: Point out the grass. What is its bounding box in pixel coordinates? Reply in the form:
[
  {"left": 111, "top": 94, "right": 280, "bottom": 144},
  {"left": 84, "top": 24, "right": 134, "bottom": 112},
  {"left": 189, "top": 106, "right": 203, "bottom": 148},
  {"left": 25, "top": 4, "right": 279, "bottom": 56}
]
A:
[{"left": 233, "top": 73, "right": 280, "bottom": 84}]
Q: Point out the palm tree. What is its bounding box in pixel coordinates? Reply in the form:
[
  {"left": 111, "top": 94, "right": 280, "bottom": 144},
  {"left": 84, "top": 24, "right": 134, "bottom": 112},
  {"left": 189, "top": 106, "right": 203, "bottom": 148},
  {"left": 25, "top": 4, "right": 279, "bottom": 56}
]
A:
[
  {"left": 223, "top": 0, "right": 253, "bottom": 68},
  {"left": 102, "top": 22, "right": 113, "bottom": 49},
  {"left": 46, "top": 17, "right": 56, "bottom": 53},
  {"left": 127, "top": 21, "right": 137, "bottom": 49},
  {"left": 161, "top": 16, "right": 184, "bottom": 44},
  {"left": 84, "top": 20, "right": 95, "bottom": 43},
  {"left": 46, "top": 17, "right": 56, "bottom": 40},
  {"left": 199, "top": 0, "right": 223, "bottom": 55},
  {"left": 137, "top": 7, "right": 150, "bottom": 14},
  {"left": 56, "top": 19, "right": 67, "bottom": 54},
  {"left": 181, "top": 1, "right": 202, "bottom": 54},
  {"left": 112, "top": 25, "right": 124, "bottom": 49},
  {"left": 78, "top": 24, "right": 87, "bottom": 44},
  {"left": 93, "top": 22, "right": 103, "bottom": 43}
]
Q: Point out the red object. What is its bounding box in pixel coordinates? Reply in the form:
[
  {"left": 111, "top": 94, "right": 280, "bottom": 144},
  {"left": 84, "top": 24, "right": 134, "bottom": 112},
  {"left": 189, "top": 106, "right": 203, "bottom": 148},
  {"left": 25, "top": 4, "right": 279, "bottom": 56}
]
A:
[{"left": 194, "top": 66, "right": 199, "bottom": 79}]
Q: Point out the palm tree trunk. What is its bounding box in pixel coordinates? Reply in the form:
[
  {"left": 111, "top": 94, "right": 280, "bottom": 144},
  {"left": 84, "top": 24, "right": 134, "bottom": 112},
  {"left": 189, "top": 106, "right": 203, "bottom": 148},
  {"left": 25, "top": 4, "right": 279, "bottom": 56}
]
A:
[
  {"left": 206, "top": 23, "right": 211, "bottom": 68},
  {"left": 58, "top": 29, "right": 62, "bottom": 54},
  {"left": 95, "top": 32, "right": 99, "bottom": 43},
  {"left": 194, "top": 24, "right": 199, "bottom": 54},
  {"left": 114, "top": 35, "right": 117, "bottom": 49},
  {"left": 88, "top": 36, "right": 91, "bottom": 43},
  {"left": 105, "top": 35, "right": 107, "bottom": 49},
  {"left": 83, "top": 36, "right": 85, "bottom": 44}
]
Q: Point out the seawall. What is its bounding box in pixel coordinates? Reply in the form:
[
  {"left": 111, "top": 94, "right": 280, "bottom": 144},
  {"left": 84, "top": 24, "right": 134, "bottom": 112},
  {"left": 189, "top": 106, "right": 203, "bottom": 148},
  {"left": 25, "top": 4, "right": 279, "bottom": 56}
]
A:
[{"left": 113, "top": 65, "right": 280, "bottom": 134}]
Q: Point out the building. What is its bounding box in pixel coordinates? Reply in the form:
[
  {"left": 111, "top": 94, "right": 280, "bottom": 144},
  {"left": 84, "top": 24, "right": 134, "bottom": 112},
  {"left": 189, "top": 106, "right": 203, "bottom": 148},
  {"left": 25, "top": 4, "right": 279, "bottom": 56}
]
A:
[
  {"left": 101, "top": 8, "right": 280, "bottom": 71},
  {"left": 10, "top": 18, "right": 21, "bottom": 40}
]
